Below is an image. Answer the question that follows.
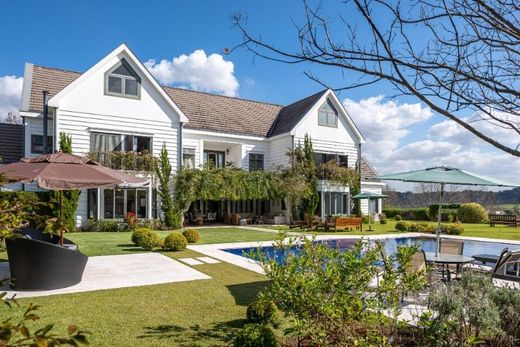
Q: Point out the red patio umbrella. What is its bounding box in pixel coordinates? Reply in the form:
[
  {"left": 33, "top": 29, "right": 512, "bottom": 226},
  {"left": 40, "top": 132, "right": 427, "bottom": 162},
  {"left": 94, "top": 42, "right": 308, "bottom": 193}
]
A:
[{"left": 0, "top": 153, "right": 149, "bottom": 244}]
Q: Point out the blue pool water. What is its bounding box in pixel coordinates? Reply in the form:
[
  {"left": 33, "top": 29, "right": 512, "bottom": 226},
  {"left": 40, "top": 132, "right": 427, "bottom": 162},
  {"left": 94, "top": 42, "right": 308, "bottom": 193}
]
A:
[{"left": 223, "top": 237, "right": 520, "bottom": 263}]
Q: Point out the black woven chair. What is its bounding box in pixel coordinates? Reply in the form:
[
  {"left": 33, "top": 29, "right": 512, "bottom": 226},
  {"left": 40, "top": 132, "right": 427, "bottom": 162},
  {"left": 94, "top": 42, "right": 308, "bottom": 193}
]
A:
[{"left": 6, "top": 229, "right": 88, "bottom": 290}]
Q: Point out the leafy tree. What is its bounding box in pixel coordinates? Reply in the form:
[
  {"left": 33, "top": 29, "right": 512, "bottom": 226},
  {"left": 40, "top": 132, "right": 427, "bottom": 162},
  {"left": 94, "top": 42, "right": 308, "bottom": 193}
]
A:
[
  {"left": 302, "top": 135, "right": 319, "bottom": 222},
  {"left": 234, "top": 1, "right": 520, "bottom": 157},
  {"left": 155, "top": 143, "right": 178, "bottom": 228}
]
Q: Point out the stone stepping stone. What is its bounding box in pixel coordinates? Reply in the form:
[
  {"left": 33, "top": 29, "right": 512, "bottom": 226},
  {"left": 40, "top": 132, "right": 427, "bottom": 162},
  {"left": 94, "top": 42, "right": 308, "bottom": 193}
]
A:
[
  {"left": 178, "top": 258, "right": 204, "bottom": 266},
  {"left": 197, "top": 257, "right": 220, "bottom": 264}
]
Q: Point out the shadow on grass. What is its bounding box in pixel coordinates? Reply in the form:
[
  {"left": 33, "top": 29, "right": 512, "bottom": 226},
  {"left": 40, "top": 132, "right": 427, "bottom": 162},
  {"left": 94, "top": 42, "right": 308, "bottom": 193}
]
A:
[
  {"left": 226, "top": 280, "right": 271, "bottom": 306},
  {"left": 138, "top": 319, "right": 246, "bottom": 346}
]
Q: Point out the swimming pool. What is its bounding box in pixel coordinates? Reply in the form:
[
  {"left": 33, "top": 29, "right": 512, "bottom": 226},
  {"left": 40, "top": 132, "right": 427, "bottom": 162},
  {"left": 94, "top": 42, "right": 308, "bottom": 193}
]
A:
[{"left": 223, "top": 237, "right": 520, "bottom": 263}]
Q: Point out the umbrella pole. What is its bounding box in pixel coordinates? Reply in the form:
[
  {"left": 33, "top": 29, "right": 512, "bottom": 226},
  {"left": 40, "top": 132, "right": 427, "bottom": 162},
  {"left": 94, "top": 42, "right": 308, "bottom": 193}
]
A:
[
  {"left": 59, "top": 190, "right": 64, "bottom": 246},
  {"left": 435, "top": 183, "right": 445, "bottom": 257}
]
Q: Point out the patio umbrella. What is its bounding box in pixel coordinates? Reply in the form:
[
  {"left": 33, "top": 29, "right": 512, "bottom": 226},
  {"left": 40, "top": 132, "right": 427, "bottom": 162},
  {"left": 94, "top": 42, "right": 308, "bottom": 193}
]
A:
[
  {"left": 377, "top": 166, "right": 518, "bottom": 256},
  {"left": 0, "top": 152, "right": 148, "bottom": 244},
  {"left": 352, "top": 192, "right": 388, "bottom": 231}
]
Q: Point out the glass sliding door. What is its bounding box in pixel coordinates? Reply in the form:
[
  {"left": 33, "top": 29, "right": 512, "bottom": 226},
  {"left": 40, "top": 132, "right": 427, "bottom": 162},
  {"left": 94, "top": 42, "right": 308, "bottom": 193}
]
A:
[
  {"left": 102, "top": 188, "right": 148, "bottom": 219},
  {"left": 204, "top": 150, "right": 225, "bottom": 168}
]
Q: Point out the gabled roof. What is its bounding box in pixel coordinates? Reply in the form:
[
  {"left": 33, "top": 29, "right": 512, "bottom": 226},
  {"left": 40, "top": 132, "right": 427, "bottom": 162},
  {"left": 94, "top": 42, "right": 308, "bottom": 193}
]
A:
[
  {"left": 47, "top": 43, "right": 189, "bottom": 123},
  {"left": 0, "top": 124, "right": 23, "bottom": 164},
  {"left": 20, "top": 46, "right": 365, "bottom": 139},
  {"left": 360, "top": 157, "right": 381, "bottom": 182},
  {"left": 268, "top": 89, "right": 328, "bottom": 137}
]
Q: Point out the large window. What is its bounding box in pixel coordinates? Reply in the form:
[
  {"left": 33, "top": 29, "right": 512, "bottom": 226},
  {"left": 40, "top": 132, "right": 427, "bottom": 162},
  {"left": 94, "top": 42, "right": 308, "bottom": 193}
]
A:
[
  {"left": 103, "top": 188, "right": 148, "bottom": 219},
  {"left": 322, "top": 192, "right": 350, "bottom": 216},
  {"left": 183, "top": 148, "right": 196, "bottom": 169},
  {"left": 313, "top": 152, "right": 349, "bottom": 168},
  {"left": 204, "top": 150, "right": 225, "bottom": 168},
  {"left": 318, "top": 99, "right": 338, "bottom": 127},
  {"left": 31, "top": 135, "right": 53, "bottom": 154},
  {"left": 105, "top": 59, "right": 140, "bottom": 98},
  {"left": 249, "top": 153, "right": 264, "bottom": 171},
  {"left": 91, "top": 133, "right": 151, "bottom": 153}
]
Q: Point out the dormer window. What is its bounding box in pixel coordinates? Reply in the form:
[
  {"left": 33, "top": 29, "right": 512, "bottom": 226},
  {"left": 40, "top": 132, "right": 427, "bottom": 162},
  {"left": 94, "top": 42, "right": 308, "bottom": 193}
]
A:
[
  {"left": 105, "top": 59, "right": 140, "bottom": 98},
  {"left": 318, "top": 99, "right": 338, "bottom": 127}
]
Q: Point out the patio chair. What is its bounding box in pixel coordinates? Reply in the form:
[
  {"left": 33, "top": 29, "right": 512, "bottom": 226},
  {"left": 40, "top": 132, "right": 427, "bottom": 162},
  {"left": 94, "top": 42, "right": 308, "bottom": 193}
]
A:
[
  {"left": 440, "top": 239, "right": 464, "bottom": 280},
  {"left": 464, "top": 248, "right": 520, "bottom": 282},
  {"left": 6, "top": 228, "right": 88, "bottom": 290},
  {"left": 207, "top": 212, "right": 217, "bottom": 222},
  {"left": 406, "top": 250, "right": 427, "bottom": 275}
]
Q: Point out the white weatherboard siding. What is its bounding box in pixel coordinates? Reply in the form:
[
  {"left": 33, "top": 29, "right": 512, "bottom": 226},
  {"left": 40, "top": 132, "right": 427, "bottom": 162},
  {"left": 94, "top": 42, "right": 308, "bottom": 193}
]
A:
[
  {"left": 268, "top": 135, "right": 292, "bottom": 169},
  {"left": 24, "top": 116, "right": 55, "bottom": 158}
]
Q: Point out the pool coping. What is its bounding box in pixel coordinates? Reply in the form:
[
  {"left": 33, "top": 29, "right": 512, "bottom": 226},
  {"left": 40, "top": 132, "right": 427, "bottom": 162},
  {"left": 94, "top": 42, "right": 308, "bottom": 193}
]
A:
[{"left": 188, "top": 232, "right": 520, "bottom": 274}]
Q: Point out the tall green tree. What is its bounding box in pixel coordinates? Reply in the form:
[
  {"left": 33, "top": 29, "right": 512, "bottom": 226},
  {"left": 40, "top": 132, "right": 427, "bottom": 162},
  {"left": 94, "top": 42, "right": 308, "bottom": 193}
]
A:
[
  {"left": 51, "top": 132, "right": 80, "bottom": 231},
  {"left": 155, "top": 143, "right": 178, "bottom": 228},
  {"left": 302, "top": 135, "right": 319, "bottom": 220}
]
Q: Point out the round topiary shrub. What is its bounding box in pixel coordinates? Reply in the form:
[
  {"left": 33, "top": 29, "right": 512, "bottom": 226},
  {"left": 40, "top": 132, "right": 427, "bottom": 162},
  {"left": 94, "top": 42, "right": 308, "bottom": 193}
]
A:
[
  {"left": 395, "top": 221, "right": 409, "bottom": 232},
  {"left": 394, "top": 214, "right": 402, "bottom": 221},
  {"left": 246, "top": 299, "right": 280, "bottom": 327},
  {"left": 131, "top": 228, "right": 153, "bottom": 245},
  {"left": 137, "top": 230, "right": 162, "bottom": 251},
  {"left": 380, "top": 218, "right": 388, "bottom": 225},
  {"left": 457, "top": 203, "right": 488, "bottom": 223},
  {"left": 163, "top": 233, "right": 188, "bottom": 251},
  {"left": 234, "top": 323, "right": 278, "bottom": 347},
  {"left": 182, "top": 228, "right": 200, "bottom": 243}
]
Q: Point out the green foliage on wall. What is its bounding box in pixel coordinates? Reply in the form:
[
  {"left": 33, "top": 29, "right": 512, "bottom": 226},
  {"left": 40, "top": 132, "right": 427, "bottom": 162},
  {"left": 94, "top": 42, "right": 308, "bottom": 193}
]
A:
[{"left": 50, "top": 132, "right": 80, "bottom": 231}]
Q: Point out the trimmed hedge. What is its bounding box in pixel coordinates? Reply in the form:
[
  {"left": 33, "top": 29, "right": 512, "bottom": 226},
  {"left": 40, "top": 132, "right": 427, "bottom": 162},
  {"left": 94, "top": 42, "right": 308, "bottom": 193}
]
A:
[
  {"left": 246, "top": 299, "right": 280, "bottom": 327},
  {"left": 234, "top": 324, "right": 278, "bottom": 347},
  {"left": 182, "top": 229, "right": 200, "bottom": 243},
  {"left": 163, "top": 233, "right": 188, "bottom": 251},
  {"left": 383, "top": 208, "right": 429, "bottom": 221}
]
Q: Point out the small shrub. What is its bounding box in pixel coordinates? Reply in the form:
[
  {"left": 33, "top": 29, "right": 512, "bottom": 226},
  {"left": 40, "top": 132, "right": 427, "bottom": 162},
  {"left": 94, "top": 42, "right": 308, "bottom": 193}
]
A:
[
  {"left": 394, "top": 214, "right": 402, "bottom": 221},
  {"left": 246, "top": 299, "right": 280, "bottom": 328},
  {"left": 362, "top": 215, "right": 370, "bottom": 224},
  {"left": 409, "top": 222, "right": 431, "bottom": 233},
  {"left": 395, "top": 221, "right": 409, "bottom": 231},
  {"left": 442, "top": 222, "right": 464, "bottom": 235},
  {"left": 457, "top": 203, "right": 488, "bottom": 223},
  {"left": 136, "top": 218, "right": 167, "bottom": 230},
  {"left": 182, "top": 228, "right": 200, "bottom": 243},
  {"left": 136, "top": 230, "right": 162, "bottom": 251},
  {"left": 123, "top": 211, "right": 138, "bottom": 231},
  {"left": 163, "top": 233, "right": 188, "bottom": 251},
  {"left": 131, "top": 228, "right": 153, "bottom": 245},
  {"left": 380, "top": 218, "right": 387, "bottom": 224},
  {"left": 234, "top": 324, "right": 278, "bottom": 347}
]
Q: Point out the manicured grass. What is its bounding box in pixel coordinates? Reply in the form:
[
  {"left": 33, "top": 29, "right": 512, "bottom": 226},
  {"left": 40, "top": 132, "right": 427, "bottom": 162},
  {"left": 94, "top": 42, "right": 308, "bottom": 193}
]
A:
[
  {"left": 0, "top": 249, "right": 270, "bottom": 346},
  {"left": 65, "top": 227, "right": 281, "bottom": 257},
  {"left": 259, "top": 220, "right": 520, "bottom": 241}
]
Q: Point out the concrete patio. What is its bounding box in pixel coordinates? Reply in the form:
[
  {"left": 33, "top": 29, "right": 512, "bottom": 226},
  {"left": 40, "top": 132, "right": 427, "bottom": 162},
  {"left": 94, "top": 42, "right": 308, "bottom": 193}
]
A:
[{"left": 0, "top": 253, "right": 211, "bottom": 298}]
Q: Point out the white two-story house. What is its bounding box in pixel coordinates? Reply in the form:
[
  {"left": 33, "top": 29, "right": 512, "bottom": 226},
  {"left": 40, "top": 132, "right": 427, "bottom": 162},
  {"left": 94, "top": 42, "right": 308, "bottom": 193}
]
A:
[{"left": 16, "top": 44, "right": 383, "bottom": 227}]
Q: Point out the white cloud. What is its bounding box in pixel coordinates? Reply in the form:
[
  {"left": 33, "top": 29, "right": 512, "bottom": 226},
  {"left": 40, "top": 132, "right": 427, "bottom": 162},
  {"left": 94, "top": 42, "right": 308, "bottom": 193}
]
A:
[
  {"left": 343, "top": 95, "right": 432, "bottom": 162},
  {"left": 0, "top": 75, "right": 23, "bottom": 120},
  {"left": 344, "top": 95, "right": 520, "bottom": 188},
  {"left": 144, "top": 50, "right": 239, "bottom": 97}
]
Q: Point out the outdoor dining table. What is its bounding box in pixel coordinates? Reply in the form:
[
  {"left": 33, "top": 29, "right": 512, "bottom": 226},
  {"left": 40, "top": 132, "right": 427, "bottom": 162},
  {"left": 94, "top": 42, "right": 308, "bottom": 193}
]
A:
[{"left": 424, "top": 252, "right": 475, "bottom": 281}]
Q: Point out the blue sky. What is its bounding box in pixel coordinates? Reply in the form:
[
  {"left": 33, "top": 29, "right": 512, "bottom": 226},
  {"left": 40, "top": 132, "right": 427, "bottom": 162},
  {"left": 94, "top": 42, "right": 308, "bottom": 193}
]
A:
[{"left": 1, "top": 0, "right": 518, "bottom": 189}]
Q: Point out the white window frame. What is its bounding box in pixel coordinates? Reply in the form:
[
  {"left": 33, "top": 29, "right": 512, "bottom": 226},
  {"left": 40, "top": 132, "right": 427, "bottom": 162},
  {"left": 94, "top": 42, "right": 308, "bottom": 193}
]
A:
[{"left": 104, "top": 59, "right": 141, "bottom": 99}]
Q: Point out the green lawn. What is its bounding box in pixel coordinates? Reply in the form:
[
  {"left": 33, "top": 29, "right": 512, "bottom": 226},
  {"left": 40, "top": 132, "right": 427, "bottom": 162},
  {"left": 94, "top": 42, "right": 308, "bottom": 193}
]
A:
[
  {"left": 259, "top": 220, "right": 520, "bottom": 241},
  {"left": 0, "top": 249, "right": 269, "bottom": 346}
]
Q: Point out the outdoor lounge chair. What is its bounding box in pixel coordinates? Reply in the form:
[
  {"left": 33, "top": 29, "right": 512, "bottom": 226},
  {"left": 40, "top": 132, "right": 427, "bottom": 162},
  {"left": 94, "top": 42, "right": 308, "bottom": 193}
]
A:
[
  {"left": 6, "top": 228, "right": 88, "bottom": 290},
  {"left": 464, "top": 248, "right": 520, "bottom": 282}
]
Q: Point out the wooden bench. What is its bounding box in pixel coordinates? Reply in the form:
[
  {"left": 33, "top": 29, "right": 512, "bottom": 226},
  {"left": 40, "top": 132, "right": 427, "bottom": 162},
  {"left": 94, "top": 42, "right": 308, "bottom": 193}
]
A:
[
  {"left": 489, "top": 214, "right": 519, "bottom": 227},
  {"left": 335, "top": 217, "right": 363, "bottom": 232}
]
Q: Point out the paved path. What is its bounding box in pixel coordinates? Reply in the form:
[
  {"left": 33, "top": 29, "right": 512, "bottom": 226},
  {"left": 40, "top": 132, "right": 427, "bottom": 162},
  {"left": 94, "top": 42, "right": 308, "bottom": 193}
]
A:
[{"left": 0, "top": 253, "right": 210, "bottom": 298}]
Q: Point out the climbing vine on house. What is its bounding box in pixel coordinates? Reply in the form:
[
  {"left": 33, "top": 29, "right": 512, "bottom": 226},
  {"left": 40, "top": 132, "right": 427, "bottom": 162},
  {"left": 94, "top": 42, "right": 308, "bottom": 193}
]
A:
[{"left": 173, "top": 163, "right": 287, "bottom": 223}]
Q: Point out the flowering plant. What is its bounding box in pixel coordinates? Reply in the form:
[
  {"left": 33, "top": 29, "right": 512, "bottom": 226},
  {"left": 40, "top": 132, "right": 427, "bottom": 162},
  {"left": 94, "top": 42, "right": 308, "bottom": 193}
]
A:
[{"left": 124, "top": 211, "right": 138, "bottom": 230}]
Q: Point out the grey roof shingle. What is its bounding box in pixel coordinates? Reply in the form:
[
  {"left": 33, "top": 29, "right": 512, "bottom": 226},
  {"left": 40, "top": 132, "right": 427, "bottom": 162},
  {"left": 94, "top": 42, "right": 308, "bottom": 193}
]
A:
[
  {"left": 267, "top": 89, "right": 327, "bottom": 137},
  {"left": 24, "top": 65, "right": 328, "bottom": 137},
  {"left": 0, "top": 124, "right": 23, "bottom": 164}
]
